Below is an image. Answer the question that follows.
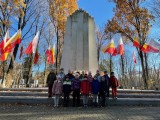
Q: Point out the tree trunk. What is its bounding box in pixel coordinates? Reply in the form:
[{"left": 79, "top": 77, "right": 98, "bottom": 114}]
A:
[
  {"left": 7, "top": 16, "right": 22, "bottom": 73},
  {"left": 144, "top": 53, "right": 149, "bottom": 80},
  {"left": 56, "top": 30, "right": 59, "bottom": 74},
  {"left": 109, "top": 54, "right": 112, "bottom": 73},
  {"left": 121, "top": 55, "right": 125, "bottom": 87},
  {"left": 139, "top": 51, "right": 148, "bottom": 89},
  {"left": 121, "top": 55, "right": 125, "bottom": 77}
]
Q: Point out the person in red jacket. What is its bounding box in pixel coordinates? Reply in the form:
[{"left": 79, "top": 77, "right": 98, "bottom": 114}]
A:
[
  {"left": 80, "top": 74, "right": 91, "bottom": 107},
  {"left": 110, "top": 72, "right": 119, "bottom": 99}
]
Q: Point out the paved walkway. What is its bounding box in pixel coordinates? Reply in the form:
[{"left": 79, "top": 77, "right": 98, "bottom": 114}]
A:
[{"left": 0, "top": 104, "right": 159, "bottom": 120}]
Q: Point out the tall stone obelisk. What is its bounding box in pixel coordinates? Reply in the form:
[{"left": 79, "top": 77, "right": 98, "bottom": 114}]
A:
[{"left": 60, "top": 9, "right": 98, "bottom": 74}]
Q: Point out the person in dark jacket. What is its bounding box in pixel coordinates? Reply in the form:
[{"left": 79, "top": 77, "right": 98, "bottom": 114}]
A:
[
  {"left": 91, "top": 75, "right": 100, "bottom": 107},
  {"left": 94, "top": 70, "right": 101, "bottom": 82},
  {"left": 71, "top": 73, "right": 81, "bottom": 107},
  {"left": 103, "top": 70, "right": 110, "bottom": 98},
  {"left": 99, "top": 76, "right": 108, "bottom": 107},
  {"left": 65, "top": 69, "right": 74, "bottom": 81},
  {"left": 63, "top": 75, "right": 72, "bottom": 107},
  {"left": 46, "top": 69, "right": 56, "bottom": 98},
  {"left": 110, "top": 72, "right": 119, "bottom": 99}
]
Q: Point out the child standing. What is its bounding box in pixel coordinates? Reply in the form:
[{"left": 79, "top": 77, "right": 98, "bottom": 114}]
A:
[
  {"left": 99, "top": 76, "right": 108, "bottom": 107},
  {"left": 71, "top": 73, "right": 81, "bottom": 107},
  {"left": 88, "top": 71, "right": 93, "bottom": 83},
  {"left": 80, "top": 74, "right": 91, "bottom": 107},
  {"left": 63, "top": 75, "right": 72, "bottom": 107},
  {"left": 110, "top": 72, "right": 119, "bottom": 99},
  {"left": 91, "top": 75, "right": 100, "bottom": 107},
  {"left": 52, "top": 75, "right": 63, "bottom": 107}
]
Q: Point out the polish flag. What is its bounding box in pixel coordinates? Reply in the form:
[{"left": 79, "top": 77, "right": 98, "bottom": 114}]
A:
[
  {"left": 25, "top": 31, "right": 39, "bottom": 54},
  {"left": 117, "top": 37, "right": 124, "bottom": 56},
  {"left": 0, "top": 30, "right": 11, "bottom": 54},
  {"left": 46, "top": 46, "right": 52, "bottom": 64},
  {"left": 0, "top": 30, "right": 10, "bottom": 61},
  {"left": 34, "top": 48, "right": 39, "bottom": 64}
]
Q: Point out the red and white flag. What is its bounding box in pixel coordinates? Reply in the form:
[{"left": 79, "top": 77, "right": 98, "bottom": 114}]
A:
[
  {"left": 117, "top": 37, "right": 124, "bottom": 56},
  {"left": 0, "top": 30, "right": 10, "bottom": 54},
  {"left": 132, "top": 51, "right": 137, "bottom": 64},
  {"left": 34, "top": 48, "right": 39, "bottom": 64},
  {"left": 25, "top": 31, "right": 39, "bottom": 54},
  {"left": 0, "top": 30, "right": 10, "bottom": 61},
  {"left": 46, "top": 46, "right": 52, "bottom": 63}
]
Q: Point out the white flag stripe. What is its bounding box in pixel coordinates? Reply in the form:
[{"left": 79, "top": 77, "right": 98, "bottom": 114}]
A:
[{"left": 32, "top": 31, "right": 39, "bottom": 53}]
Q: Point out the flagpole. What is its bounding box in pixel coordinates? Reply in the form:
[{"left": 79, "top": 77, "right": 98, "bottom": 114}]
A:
[
  {"left": 27, "top": 53, "right": 35, "bottom": 86},
  {"left": 109, "top": 54, "right": 112, "bottom": 74},
  {"left": 2, "top": 61, "right": 6, "bottom": 87}
]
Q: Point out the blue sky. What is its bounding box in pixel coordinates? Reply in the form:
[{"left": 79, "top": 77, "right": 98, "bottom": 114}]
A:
[{"left": 78, "top": 0, "right": 115, "bottom": 27}]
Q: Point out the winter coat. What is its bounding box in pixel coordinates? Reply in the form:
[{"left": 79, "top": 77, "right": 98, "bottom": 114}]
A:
[
  {"left": 88, "top": 74, "right": 93, "bottom": 82},
  {"left": 94, "top": 73, "right": 101, "bottom": 82},
  {"left": 99, "top": 80, "right": 108, "bottom": 95},
  {"left": 63, "top": 80, "right": 72, "bottom": 94},
  {"left": 46, "top": 72, "right": 56, "bottom": 86},
  {"left": 91, "top": 79, "right": 100, "bottom": 94},
  {"left": 80, "top": 79, "right": 91, "bottom": 95},
  {"left": 71, "top": 78, "right": 81, "bottom": 91},
  {"left": 110, "top": 76, "right": 118, "bottom": 88},
  {"left": 103, "top": 75, "right": 110, "bottom": 87},
  {"left": 52, "top": 80, "right": 63, "bottom": 95}
]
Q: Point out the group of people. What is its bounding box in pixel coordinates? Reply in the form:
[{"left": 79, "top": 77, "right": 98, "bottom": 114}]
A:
[{"left": 46, "top": 68, "right": 119, "bottom": 107}]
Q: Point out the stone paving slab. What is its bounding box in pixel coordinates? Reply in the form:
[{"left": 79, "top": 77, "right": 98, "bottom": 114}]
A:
[
  {"left": 1, "top": 88, "right": 160, "bottom": 94},
  {"left": 0, "top": 91, "right": 160, "bottom": 98},
  {"left": 0, "top": 104, "right": 160, "bottom": 120}
]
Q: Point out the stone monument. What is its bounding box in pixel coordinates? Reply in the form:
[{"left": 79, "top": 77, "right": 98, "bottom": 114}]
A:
[{"left": 60, "top": 9, "right": 98, "bottom": 74}]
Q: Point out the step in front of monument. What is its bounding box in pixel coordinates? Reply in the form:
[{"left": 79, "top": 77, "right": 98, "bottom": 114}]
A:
[
  {"left": 0, "top": 88, "right": 160, "bottom": 106},
  {"left": 0, "top": 96, "right": 160, "bottom": 106},
  {"left": 0, "top": 92, "right": 160, "bottom": 98},
  {"left": 1, "top": 88, "right": 160, "bottom": 94}
]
